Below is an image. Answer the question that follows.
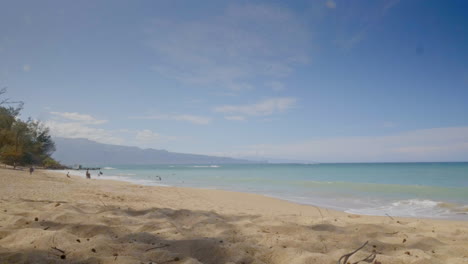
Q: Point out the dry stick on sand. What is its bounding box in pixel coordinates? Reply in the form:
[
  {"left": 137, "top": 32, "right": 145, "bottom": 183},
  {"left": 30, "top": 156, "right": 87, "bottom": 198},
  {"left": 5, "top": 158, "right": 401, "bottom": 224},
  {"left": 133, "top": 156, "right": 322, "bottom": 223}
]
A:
[
  {"left": 337, "top": 241, "right": 376, "bottom": 264},
  {"left": 51, "top": 246, "right": 67, "bottom": 259},
  {"left": 145, "top": 244, "right": 170, "bottom": 252},
  {"left": 385, "top": 213, "right": 395, "bottom": 220},
  {"left": 313, "top": 206, "right": 324, "bottom": 222},
  {"left": 97, "top": 197, "right": 108, "bottom": 207},
  {"left": 51, "top": 247, "right": 65, "bottom": 254}
]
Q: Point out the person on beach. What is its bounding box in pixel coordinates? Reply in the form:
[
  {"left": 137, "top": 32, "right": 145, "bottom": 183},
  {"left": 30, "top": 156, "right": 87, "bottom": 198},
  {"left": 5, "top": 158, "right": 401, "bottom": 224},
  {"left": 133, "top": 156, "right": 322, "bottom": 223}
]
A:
[
  {"left": 67, "top": 172, "right": 70, "bottom": 178},
  {"left": 86, "top": 169, "right": 91, "bottom": 179},
  {"left": 29, "top": 167, "right": 34, "bottom": 175}
]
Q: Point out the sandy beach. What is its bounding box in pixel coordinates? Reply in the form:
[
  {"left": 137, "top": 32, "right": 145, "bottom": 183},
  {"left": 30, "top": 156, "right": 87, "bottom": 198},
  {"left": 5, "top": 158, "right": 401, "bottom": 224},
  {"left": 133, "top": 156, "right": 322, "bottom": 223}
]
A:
[{"left": 0, "top": 168, "right": 467, "bottom": 264}]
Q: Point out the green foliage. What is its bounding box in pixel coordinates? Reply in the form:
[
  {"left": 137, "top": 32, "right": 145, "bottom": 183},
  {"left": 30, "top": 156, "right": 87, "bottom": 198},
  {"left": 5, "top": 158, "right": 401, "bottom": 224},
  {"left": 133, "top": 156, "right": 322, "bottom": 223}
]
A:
[
  {"left": 42, "top": 157, "right": 65, "bottom": 169},
  {"left": 0, "top": 89, "right": 59, "bottom": 168},
  {"left": 0, "top": 145, "right": 24, "bottom": 167}
]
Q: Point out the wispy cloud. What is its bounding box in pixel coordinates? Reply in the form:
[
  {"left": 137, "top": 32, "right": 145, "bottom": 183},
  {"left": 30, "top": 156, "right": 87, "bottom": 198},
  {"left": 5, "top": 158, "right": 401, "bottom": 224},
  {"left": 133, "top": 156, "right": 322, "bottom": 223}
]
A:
[
  {"left": 46, "top": 112, "right": 178, "bottom": 147},
  {"left": 146, "top": 3, "right": 310, "bottom": 91},
  {"left": 266, "top": 81, "right": 285, "bottom": 91},
  {"left": 135, "top": 129, "right": 177, "bottom": 145},
  {"left": 45, "top": 120, "right": 123, "bottom": 145},
  {"left": 50, "top": 111, "right": 107, "bottom": 125},
  {"left": 132, "top": 114, "right": 211, "bottom": 125},
  {"left": 214, "top": 97, "right": 296, "bottom": 116},
  {"left": 226, "top": 127, "right": 468, "bottom": 162},
  {"left": 224, "top": 116, "right": 245, "bottom": 121}
]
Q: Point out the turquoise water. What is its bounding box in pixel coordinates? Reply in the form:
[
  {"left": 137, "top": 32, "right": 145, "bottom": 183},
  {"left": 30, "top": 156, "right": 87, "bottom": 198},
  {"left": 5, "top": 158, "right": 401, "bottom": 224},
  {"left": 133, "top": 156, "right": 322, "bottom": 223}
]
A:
[{"left": 63, "top": 163, "right": 468, "bottom": 220}]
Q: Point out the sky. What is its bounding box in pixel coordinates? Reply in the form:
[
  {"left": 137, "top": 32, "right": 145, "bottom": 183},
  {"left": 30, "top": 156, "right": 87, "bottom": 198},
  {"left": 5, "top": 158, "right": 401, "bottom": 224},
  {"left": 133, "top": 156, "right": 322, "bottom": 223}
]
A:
[{"left": 1, "top": 0, "right": 468, "bottom": 162}]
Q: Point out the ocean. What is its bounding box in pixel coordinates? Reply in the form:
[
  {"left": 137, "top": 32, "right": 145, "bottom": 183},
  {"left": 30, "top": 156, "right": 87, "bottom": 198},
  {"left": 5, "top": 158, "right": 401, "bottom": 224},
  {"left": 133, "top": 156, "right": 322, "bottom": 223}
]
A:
[{"left": 59, "top": 163, "right": 468, "bottom": 220}]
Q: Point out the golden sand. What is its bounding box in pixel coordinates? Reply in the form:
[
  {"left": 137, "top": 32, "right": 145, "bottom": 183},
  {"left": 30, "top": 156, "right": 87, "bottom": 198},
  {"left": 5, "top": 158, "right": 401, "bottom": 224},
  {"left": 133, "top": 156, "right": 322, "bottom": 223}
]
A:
[{"left": 0, "top": 168, "right": 467, "bottom": 263}]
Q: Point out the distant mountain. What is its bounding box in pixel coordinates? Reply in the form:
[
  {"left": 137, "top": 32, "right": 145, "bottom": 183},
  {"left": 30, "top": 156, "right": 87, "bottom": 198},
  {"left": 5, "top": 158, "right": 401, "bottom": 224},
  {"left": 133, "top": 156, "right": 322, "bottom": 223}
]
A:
[{"left": 52, "top": 137, "right": 254, "bottom": 165}]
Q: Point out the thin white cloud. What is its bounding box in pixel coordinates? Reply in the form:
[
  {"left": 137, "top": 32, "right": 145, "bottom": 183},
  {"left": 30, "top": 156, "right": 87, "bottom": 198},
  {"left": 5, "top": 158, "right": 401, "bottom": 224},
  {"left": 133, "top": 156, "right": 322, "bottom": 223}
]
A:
[
  {"left": 132, "top": 114, "right": 211, "bottom": 125},
  {"left": 46, "top": 112, "right": 180, "bottom": 148},
  {"left": 266, "top": 81, "right": 285, "bottom": 91},
  {"left": 146, "top": 3, "right": 310, "bottom": 91},
  {"left": 135, "top": 129, "right": 177, "bottom": 144},
  {"left": 228, "top": 127, "right": 468, "bottom": 162},
  {"left": 46, "top": 121, "right": 176, "bottom": 147},
  {"left": 224, "top": 116, "right": 245, "bottom": 121},
  {"left": 50, "top": 111, "right": 107, "bottom": 125},
  {"left": 45, "top": 120, "right": 123, "bottom": 145},
  {"left": 214, "top": 97, "right": 296, "bottom": 116}
]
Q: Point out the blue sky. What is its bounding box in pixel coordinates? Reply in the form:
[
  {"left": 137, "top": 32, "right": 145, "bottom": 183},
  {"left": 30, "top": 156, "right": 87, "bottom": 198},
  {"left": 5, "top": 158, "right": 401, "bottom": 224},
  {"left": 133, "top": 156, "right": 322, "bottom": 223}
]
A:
[{"left": 1, "top": 0, "right": 468, "bottom": 162}]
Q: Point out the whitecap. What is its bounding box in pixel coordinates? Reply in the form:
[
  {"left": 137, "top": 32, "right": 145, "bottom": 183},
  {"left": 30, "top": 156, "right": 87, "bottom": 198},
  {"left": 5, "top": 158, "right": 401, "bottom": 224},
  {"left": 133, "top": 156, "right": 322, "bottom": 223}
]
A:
[{"left": 345, "top": 199, "right": 457, "bottom": 219}]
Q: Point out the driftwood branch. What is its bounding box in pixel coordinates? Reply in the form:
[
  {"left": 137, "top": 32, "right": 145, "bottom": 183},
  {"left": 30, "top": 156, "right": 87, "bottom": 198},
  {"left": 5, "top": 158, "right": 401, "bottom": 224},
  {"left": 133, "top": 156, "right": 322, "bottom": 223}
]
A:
[
  {"left": 353, "top": 252, "right": 376, "bottom": 264},
  {"left": 313, "top": 206, "right": 324, "bottom": 222},
  {"left": 337, "top": 241, "right": 376, "bottom": 264},
  {"left": 97, "top": 197, "right": 108, "bottom": 207},
  {"left": 51, "top": 246, "right": 65, "bottom": 254},
  {"left": 145, "top": 244, "right": 170, "bottom": 252}
]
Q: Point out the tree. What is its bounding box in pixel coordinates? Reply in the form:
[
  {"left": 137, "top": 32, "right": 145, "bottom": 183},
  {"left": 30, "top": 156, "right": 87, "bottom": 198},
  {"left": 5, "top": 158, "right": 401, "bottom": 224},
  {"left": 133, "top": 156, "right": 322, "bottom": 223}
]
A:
[
  {"left": 25, "top": 120, "right": 56, "bottom": 164},
  {"left": 0, "top": 88, "right": 60, "bottom": 168},
  {"left": 1, "top": 120, "right": 30, "bottom": 168},
  {"left": 0, "top": 94, "right": 23, "bottom": 148},
  {"left": 0, "top": 145, "right": 24, "bottom": 169}
]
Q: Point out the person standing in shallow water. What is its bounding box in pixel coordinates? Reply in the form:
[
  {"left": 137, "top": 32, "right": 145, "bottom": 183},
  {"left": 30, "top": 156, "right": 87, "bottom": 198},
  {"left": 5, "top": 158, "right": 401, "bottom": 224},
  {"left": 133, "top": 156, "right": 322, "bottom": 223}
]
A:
[
  {"left": 29, "top": 167, "right": 34, "bottom": 175},
  {"left": 86, "top": 169, "right": 91, "bottom": 179}
]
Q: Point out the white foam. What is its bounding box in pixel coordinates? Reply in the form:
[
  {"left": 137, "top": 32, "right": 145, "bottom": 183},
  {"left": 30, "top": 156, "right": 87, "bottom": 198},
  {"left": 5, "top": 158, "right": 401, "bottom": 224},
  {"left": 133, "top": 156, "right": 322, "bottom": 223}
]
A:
[
  {"left": 49, "top": 169, "right": 172, "bottom": 187},
  {"left": 346, "top": 199, "right": 453, "bottom": 219},
  {"left": 102, "top": 167, "right": 116, "bottom": 170}
]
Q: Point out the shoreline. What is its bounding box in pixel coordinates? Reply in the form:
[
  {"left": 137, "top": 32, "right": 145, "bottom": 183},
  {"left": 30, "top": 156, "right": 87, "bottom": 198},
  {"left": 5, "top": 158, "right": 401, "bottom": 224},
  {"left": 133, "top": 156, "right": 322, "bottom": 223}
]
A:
[
  {"left": 1, "top": 168, "right": 467, "bottom": 263},
  {"left": 51, "top": 168, "right": 468, "bottom": 221}
]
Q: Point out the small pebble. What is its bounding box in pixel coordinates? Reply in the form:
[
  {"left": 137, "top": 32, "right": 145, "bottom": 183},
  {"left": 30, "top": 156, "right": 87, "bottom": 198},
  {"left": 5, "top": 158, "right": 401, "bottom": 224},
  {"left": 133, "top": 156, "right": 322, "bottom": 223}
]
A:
[
  {"left": 91, "top": 248, "right": 96, "bottom": 253},
  {"left": 60, "top": 255, "right": 66, "bottom": 259},
  {"left": 34, "top": 217, "right": 38, "bottom": 221}
]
